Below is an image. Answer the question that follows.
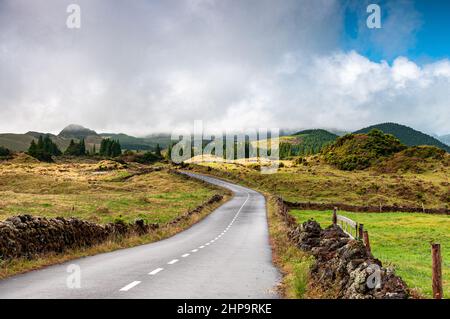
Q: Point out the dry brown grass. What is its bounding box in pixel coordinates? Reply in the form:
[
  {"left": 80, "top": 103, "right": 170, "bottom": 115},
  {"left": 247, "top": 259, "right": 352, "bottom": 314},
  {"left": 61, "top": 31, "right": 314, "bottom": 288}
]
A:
[
  {"left": 262, "top": 195, "right": 313, "bottom": 298},
  {"left": 189, "top": 158, "right": 450, "bottom": 209},
  {"left": 0, "top": 160, "right": 227, "bottom": 224}
]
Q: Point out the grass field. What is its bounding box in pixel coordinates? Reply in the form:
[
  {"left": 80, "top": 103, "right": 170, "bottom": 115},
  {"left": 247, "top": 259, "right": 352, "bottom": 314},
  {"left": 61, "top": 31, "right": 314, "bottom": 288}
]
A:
[
  {"left": 291, "top": 209, "right": 450, "bottom": 298},
  {"left": 0, "top": 160, "right": 226, "bottom": 224},
  {"left": 190, "top": 159, "right": 449, "bottom": 209}
]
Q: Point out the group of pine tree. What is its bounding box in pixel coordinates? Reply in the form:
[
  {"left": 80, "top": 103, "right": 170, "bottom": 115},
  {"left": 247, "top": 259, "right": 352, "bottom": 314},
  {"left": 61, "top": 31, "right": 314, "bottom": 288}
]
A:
[
  {"left": 99, "top": 139, "right": 122, "bottom": 157},
  {"left": 27, "top": 136, "right": 122, "bottom": 161},
  {"left": 28, "top": 135, "right": 62, "bottom": 162}
]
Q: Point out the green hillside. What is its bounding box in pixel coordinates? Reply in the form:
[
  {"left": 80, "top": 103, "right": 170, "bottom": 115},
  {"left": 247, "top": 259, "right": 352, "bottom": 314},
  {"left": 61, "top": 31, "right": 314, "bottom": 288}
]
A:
[
  {"left": 279, "top": 129, "right": 338, "bottom": 158},
  {"left": 0, "top": 133, "right": 35, "bottom": 152},
  {"left": 354, "top": 123, "right": 450, "bottom": 152},
  {"left": 142, "top": 134, "right": 172, "bottom": 149},
  {"left": 99, "top": 133, "right": 155, "bottom": 151}
]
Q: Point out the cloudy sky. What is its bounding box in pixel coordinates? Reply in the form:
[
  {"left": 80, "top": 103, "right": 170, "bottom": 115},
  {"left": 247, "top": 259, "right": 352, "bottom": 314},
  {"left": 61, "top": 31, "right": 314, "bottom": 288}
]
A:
[{"left": 0, "top": 0, "right": 449, "bottom": 136}]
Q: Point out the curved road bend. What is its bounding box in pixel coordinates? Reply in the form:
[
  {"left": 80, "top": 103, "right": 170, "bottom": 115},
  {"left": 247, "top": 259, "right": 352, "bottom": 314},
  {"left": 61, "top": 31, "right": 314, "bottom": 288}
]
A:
[{"left": 0, "top": 172, "right": 281, "bottom": 299}]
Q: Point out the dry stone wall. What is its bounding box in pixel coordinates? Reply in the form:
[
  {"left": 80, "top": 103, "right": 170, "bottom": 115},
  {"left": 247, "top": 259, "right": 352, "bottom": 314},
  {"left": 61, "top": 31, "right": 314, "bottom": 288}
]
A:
[
  {"left": 275, "top": 197, "right": 409, "bottom": 299},
  {"left": 0, "top": 194, "right": 223, "bottom": 261}
]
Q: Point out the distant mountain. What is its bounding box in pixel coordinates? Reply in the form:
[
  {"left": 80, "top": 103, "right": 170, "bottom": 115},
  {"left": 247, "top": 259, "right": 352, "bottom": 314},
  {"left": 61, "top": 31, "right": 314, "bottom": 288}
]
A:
[
  {"left": 354, "top": 123, "right": 450, "bottom": 152},
  {"left": 0, "top": 124, "right": 172, "bottom": 153},
  {"left": 141, "top": 133, "right": 172, "bottom": 149},
  {"left": 58, "top": 124, "right": 98, "bottom": 140},
  {"left": 438, "top": 134, "right": 450, "bottom": 146},
  {"left": 0, "top": 132, "right": 72, "bottom": 152},
  {"left": 0, "top": 124, "right": 101, "bottom": 152}
]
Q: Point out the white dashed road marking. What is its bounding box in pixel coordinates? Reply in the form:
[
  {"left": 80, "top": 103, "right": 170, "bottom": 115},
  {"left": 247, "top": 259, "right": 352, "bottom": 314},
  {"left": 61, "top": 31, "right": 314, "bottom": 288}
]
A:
[
  {"left": 149, "top": 268, "right": 164, "bottom": 275},
  {"left": 118, "top": 183, "right": 252, "bottom": 292},
  {"left": 120, "top": 281, "right": 141, "bottom": 291}
]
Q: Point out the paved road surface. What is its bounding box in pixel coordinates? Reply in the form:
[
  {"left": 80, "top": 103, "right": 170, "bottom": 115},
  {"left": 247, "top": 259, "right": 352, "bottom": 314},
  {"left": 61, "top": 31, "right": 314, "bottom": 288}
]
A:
[{"left": 0, "top": 172, "right": 280, "bottom": 298}]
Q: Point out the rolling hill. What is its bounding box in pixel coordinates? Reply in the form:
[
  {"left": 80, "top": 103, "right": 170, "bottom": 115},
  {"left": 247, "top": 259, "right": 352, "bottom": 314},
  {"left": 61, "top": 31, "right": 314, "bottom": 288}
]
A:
[
  {"left": 354, "top": 123, "right": 450, "bottom": 152},
  {"left": 0, "top": 133, "right": 36, "bottom": 152},
  {"left": 0, "top": 124, "right": 172, "bottom": 153},
  {"left": 254, "top": 129, "right": 338, "bottom": 158},
  {"left": 99, "top": 133, "right": 155, "bottom": 151},
  {"left": 0, "top": 132, "right": 72, "bottom": 152}
]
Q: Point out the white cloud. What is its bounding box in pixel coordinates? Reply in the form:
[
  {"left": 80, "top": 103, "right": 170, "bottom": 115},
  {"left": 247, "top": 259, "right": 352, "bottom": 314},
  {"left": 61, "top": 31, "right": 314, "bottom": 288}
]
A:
[
  {"left": 0, "top": 0, "right": 448, "bottom": 136},
  {"left": 268, "top": 51, "right": 450, "bottom": 135}
]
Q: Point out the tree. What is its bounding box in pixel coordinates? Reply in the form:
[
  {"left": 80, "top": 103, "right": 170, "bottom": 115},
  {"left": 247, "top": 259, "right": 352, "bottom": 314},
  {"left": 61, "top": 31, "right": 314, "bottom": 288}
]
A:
[
  {"left": 155, "top": 144, "right": 162, "bottom": 158},
  {"left": 37, "top": 135, "right": 44, "bottom": 150},
  {"left": 79, "top": 139, "right": 86, "bottom": 156},
  {"left": 27, "top": 135, "right": 61, "bottom": 162},
  {"left": 167, "top": 143, "right": 173, "bottom": 161},
  {"left": 28, "top": 140, "right": 37, "bottom": 157},
  {"left": 112, "top": 140, "right": 122, "bottom": 157},
  {"left": 64, "top": 139, "right": 86, "bottom": 156},
  {"left": 99, "top": 138, "right": 122, "bottom": 157},
  {"left": 100, "top": 139, "right": 107, "bottom": 156}
]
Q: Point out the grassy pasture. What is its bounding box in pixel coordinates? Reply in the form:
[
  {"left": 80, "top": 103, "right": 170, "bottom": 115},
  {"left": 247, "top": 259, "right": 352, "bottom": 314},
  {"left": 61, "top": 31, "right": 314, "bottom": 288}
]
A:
[
  {"left": 0, "top": 160, "right": 225, "bottom": 224},
  {"left": 190, "top": 159, "right": 449, "bottom": 209},
  {"left": 291, "top": 209, "right": 450, "bottom": 298}
]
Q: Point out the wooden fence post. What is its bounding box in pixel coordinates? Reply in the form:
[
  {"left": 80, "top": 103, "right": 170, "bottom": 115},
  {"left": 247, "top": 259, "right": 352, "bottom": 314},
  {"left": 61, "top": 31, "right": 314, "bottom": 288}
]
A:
[
  {"left": 358, "top": 224, "right": 364, "bottom": 240},
  {"left": 363, "top": 231, "right": 371, "bottom": 255},
  {"left": 432, "top": 243, "right": 443, "bottom": 299},
  {"left": 332, "top": 207, "right": 337, "bottom": 226}
]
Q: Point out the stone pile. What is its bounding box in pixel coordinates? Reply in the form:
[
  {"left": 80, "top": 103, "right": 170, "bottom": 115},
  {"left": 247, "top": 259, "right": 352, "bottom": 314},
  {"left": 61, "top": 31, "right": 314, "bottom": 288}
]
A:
[
  {"left": 0, "top": 215, "right": 158, "bottom": 260},
  {"left": 288, "top": 220, "right": 409, "bottom": 299}
]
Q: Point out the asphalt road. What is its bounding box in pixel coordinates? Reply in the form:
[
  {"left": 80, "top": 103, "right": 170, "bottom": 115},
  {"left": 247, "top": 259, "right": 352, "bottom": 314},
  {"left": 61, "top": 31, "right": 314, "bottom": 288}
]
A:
[{"left": 0, "top": 172, "right": 281, "bottom": 299}]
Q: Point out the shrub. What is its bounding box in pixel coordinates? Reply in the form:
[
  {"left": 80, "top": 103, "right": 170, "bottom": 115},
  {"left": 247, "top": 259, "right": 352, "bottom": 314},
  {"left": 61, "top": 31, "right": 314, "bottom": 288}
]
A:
[
  {"left": 0, "top": 146, "right": 11, "bottom": 157},
  {"left": 134, "top": 151, "right": 161, "bottom": 164}
]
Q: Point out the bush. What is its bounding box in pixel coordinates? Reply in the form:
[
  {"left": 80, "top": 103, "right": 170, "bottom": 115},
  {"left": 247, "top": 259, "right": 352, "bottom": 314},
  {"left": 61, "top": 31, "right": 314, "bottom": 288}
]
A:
[
  {"left": 134, "top": 151, "right": 161, "bottom": 164},
  {"left": 376, "top": 146, "right": 448, "bottom": 173},
  {"left": 0, "top": 146, "right": 11, "bottom": 157}
]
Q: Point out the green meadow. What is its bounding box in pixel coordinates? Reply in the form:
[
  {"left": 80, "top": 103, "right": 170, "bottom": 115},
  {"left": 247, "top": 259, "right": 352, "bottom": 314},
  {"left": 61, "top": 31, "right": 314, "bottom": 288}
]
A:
[{"left": 291, "top": 209, "right": 450, "bottom": 298}]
